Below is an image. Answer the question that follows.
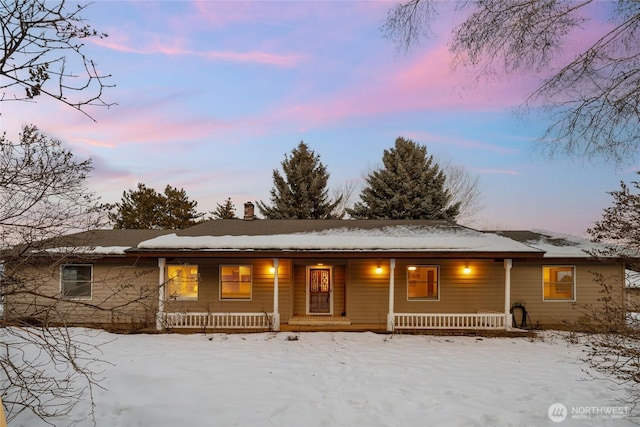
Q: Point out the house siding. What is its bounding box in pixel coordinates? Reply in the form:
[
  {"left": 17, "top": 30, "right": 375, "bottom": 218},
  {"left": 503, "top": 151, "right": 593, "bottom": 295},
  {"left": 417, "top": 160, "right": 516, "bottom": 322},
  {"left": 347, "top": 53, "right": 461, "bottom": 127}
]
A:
[
  {"left": 510, "top": 261, "right": 624, "bottom": 328},
  {"left": 6, "top": 259, "right": 160, "bottom": 326},
  {"left": 164, "top": 258, "right": 291, "bottom": 321},
  {"left": 347, "top": 260, "right": 389, "bottom": 325},
  {"left": 393, "top": 259, "right": 505, "bottom": 314}
]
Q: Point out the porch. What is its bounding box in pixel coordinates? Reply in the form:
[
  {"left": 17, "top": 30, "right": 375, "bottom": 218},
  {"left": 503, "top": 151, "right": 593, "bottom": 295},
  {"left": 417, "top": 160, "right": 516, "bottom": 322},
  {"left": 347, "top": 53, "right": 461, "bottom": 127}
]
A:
[
  {"left": 161, "top": 311, "right": 510, "bottom": 331},
  {"left": 163, "top": 312, "right": 279, "bottom": 330},
  {"left": 391, "top": 311, "right": 507, "bottom": 330}
]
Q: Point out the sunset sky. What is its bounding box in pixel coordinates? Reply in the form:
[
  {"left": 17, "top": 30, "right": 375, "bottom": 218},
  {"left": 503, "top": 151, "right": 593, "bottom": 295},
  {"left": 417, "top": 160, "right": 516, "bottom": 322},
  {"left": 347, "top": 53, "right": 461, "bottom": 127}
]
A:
[{"left": 2, "top": 1, "right": 634, "bottom": 236}]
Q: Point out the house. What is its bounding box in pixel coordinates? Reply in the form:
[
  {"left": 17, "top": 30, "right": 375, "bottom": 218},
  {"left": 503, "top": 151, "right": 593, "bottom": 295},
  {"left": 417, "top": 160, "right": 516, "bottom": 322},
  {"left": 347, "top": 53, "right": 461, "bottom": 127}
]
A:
[{"left": 2, "top": 204, "right": 625, "bottom": 332}]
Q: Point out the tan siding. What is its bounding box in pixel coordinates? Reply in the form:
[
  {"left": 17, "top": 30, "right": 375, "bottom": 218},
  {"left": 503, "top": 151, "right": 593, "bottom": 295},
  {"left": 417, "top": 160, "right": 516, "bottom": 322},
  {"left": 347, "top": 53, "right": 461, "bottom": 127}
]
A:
[
  {"left": 393, "top": 259, "right": 505, "bottom": 314},
  {"left": 164, "top": 258, "right": 291, "bottom": 318},
  {"left": 333, "top": 265, "right": 346, "bottom": 316},
  {"left": 7, "top": 259, "right": 160, "bottom": 326},
  {"left": 511, "top": 262, "right": 624, "bottom": 328},
  {"left": 293, "top": 265, "right": 306, "bottom": 316},
  {"left": 347, "top": 260, "right": 389, "bottom": 324}
]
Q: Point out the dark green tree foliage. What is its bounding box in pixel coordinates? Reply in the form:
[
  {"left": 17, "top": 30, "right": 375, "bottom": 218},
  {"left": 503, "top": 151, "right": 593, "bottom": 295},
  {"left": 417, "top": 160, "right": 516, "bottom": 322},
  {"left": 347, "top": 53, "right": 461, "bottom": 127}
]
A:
[
  {"left": 348, "top": 137, "right": 460, "bottom": 220},
  {"left": 108, "top": 183, "right": 204, "bottom": 229},
  {"left": 257, "top": 142, "right": 343, "bottom": 219},
  {"left": 212, "top": 197, "right": 237, "bottom": 219}
]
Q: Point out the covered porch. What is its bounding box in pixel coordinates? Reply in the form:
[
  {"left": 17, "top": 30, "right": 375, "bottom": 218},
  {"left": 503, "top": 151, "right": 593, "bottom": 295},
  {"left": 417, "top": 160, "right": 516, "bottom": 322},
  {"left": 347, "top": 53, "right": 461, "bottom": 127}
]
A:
[
  {"left": 155, "top": 257, "right": 517, "bottom": 332},
  {"left": 386, "top": 258, "right": 515, "bottom": 331}
]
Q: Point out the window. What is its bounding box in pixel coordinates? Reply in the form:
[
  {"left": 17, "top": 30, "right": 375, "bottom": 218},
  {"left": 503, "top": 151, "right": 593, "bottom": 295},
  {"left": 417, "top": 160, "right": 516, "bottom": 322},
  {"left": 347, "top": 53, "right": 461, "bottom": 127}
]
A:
[
  {"left": 407, "top": 266, "right": 439, "bottom": 300},
  {"left": 167, "top": 265, "right": 199, "bottom": 300},
  {"left": 220, "top": 265, "right": 252, "bottom": 300},
  {"left": 61, "top": 265, "right": 92, "bottom": 299},
  {"left": 543, "top": 266, "right": 575, "bottom": 301}
]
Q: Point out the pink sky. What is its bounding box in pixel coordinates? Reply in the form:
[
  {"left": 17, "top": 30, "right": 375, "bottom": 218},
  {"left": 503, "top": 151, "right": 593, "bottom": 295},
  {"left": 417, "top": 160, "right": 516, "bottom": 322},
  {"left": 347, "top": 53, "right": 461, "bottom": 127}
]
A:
[{"left": 1, "top": 0, "right": 633, "bottom": 235}]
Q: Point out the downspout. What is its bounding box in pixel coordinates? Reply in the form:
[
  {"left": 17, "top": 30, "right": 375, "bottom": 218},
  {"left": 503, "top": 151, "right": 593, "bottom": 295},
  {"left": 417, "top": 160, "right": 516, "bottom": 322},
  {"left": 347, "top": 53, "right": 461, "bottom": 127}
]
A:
[
  {"left": 387, "top": 258, "right": 396, "bottom": 332},
  {"left": 273, "top": 258, "right": 280, "bottom": 331},
  {"left": 156, "top": 257, "right": 166, "bottom": 331},
  {"left": 504, "top": 259, "right": 512, "bottom": 331}
]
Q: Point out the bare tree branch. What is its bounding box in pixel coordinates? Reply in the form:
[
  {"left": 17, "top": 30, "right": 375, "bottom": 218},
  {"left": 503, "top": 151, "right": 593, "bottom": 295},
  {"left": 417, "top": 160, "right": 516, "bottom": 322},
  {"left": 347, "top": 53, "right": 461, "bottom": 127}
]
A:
[
  {"left": 0, "top": 0, "right": 114, "bottom": 121},
  {"left": 383, "top": 0, "right": 640, "bottom": 164}
]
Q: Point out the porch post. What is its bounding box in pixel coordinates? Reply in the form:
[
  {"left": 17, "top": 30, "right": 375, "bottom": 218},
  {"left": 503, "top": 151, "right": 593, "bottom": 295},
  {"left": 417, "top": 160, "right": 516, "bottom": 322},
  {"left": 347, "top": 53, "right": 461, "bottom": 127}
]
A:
[
  {"left": 504, "top": 259, "right": 512, "bottom": 330},
  {"left": 273, "top": 258, "right": 280, "bottom": 331},
  {"left": 387, "top": 258, "right": 396, "bottom": 332},
  {"left": 156, "top": 257, "right": 166, "bottom": 331}
]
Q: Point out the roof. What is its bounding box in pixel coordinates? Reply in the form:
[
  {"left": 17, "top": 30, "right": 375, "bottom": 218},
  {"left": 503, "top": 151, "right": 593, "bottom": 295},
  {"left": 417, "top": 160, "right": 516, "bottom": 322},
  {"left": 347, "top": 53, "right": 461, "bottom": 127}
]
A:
[
  {"left": 36, "top": 229, "right": 173, "bottom": 256},
  {"left": 28, "top": 221, "right": 612, "bottom": 260},
  {"left": 130, "top": 220, "right": 543, "bottom": 257},
  {"left": 494, "top": 230, "right": 611, "bottom": 258}
]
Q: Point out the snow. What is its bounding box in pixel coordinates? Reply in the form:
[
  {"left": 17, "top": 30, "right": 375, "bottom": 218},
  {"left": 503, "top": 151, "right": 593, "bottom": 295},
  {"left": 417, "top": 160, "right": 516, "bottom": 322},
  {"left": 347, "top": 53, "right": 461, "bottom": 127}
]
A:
[
  {"left": 137, "top": 226, "right": 540, "bottom": 253},
  {"left": 9, "top": 330, "right": 635, "bottom": 427},
  {"left": 626, "top": 269, "right": 640, "bottom": 288},
  {"left": 44, "top": 246, "right": 131, "bottom": 255},
  {"left": 523, "top": 230, "right": 613, "bottom": 258}
]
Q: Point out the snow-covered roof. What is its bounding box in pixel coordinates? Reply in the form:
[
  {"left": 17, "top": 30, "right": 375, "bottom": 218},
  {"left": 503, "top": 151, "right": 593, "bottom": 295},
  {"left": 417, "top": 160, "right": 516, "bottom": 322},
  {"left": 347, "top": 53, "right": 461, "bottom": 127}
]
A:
[
  {"left": 135, "top": 224, "right": 542, "bottom": 255},
  {"left": 494, "top": 230, "right": 613, "bottom": 258},
  {"left": 43, "top": 246, "right": 132, "bottom": 255}
]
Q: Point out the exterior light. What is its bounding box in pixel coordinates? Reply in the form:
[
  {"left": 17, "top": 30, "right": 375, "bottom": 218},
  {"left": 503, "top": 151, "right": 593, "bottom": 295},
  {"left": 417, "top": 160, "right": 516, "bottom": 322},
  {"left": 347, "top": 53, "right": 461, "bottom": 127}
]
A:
[
  {"left": 375, "top": 265, "right": 383, "bottom": 274},
  {"left": 408, "top": 266, "right": 417, "bottom": 271},
  {"left": 269, "top": 266, "right": 276, "bottom": 274},
  {"left": 463, "top": 265, "right": 471, "bottom": 275}
]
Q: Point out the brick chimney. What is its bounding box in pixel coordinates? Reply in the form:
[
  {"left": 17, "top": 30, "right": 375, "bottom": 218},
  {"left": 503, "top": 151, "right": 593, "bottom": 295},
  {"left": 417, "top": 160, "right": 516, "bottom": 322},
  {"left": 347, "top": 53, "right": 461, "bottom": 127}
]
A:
[{"left": 243, "top": 202, "right": 255, "bottom": 220}]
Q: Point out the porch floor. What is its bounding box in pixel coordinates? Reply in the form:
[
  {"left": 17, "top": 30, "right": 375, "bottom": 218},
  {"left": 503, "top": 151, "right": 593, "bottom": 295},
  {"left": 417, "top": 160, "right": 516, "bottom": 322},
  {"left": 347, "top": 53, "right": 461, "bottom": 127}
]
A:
[{"left": 287, "top": 315, "right": 352, "bottom": 326}]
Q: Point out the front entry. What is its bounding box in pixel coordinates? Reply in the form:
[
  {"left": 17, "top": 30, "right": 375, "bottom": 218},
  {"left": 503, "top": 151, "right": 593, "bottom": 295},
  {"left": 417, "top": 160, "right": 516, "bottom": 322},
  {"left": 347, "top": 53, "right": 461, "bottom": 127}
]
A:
[{"left": 308, "top": 267, "right": 331, "bottom": 314}]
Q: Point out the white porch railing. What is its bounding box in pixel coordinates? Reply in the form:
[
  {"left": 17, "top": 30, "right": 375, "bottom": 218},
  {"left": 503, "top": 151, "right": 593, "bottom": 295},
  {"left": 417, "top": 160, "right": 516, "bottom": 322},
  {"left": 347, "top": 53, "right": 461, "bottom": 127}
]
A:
[
  {"left": 164, "top": 312, "right": 278, "bottom": 330},
  {"left": 393, "top": 312, "right": 507, "bottom": 330}
]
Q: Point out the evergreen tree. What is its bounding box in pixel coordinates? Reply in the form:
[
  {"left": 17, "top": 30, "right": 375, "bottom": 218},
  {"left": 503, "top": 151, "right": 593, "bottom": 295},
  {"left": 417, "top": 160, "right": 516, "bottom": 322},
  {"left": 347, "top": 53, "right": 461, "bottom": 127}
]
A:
[
  {"left": 348, "top": 137, "right": 460, "bottom": 220},
  {"left": 108, "top": 183, "right": 204, "bottom": 229},
  {"left": 212, "top": 197, "right": 237, "bottom": 219},
  {"left": 161, "top": 185, "right": 203, "bottom": 228},
  {"left": 257, "top": 141, "right": 343, "bottom": 219}
]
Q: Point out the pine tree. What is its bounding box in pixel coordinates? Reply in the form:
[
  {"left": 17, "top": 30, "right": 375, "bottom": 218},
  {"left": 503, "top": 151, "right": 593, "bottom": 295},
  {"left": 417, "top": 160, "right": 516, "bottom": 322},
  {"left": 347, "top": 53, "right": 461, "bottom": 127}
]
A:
[
  {"left": 108, "top": 183, "right": 204, "bottom": 229},
  {"left": 257, "top": 141, "right": 343, "bottom": 219},
  {"left": 212, "top": 198, "right": 237, "bottom": 219},
  {"left": 161, "top": 185, "right": 204, "bottom": 228},
  {"left": 348, "top": 137, "right": 460, "bottom": 220}
]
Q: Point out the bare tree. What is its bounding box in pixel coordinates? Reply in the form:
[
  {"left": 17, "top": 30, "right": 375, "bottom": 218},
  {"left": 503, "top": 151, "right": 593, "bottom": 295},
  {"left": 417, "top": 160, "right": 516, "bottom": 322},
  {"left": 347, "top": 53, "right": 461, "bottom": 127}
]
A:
[
  {"left": 331, "top": 180, "right": 358, "bottom": 219},
  {"left": 384, "top": 1, "right": 640, "bottom": 164},
  {"left": 1, "top": 0, "right": 114, "bottom": 120},
  {"left": 0, "top": 125, "right": 120, "bottom": 425},
  {"left": 561, "top": 174, "right": 640, "bottom": 414},
  {"left": 435, "top": 154, "right": 483, "bottom": 225}
]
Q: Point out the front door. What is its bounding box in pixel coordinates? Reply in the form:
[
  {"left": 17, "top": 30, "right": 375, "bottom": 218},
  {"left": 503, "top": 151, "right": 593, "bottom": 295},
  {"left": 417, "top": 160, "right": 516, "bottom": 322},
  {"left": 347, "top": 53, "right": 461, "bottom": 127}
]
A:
[{"left": 308, "top": 268, "right": 331, "bottom": 314}]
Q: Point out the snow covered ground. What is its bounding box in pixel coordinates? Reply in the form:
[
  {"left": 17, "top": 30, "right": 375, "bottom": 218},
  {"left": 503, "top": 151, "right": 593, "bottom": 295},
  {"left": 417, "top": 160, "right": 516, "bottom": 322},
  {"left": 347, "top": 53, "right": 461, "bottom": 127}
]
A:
[{"left": 9, "top": 330, "right": 637, "bottom": 427}]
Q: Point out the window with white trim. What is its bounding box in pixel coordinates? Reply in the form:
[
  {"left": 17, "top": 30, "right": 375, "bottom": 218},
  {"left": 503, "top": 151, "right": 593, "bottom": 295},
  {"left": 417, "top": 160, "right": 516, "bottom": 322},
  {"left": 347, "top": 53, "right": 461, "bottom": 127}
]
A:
[
  {"left": 220, "top": 265, "right": 252, "bottom": 300},
  {"left": 61, "top": 264, "right": 92, "bottom": 299},
  {"left": 167, "top": 265, "right": 199, "bottom": 300},
  {"left": 407, "top": 265, "right": 439, "bottom": 300},
  {"left": 543, "top": 266, "right": 575, "bottom": 301}
]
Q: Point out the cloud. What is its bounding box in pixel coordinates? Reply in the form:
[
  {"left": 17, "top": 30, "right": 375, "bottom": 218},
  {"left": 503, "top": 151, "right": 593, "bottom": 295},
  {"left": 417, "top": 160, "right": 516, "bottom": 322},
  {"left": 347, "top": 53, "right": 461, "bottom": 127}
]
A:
[
  {"left": 401, "top": 130, "right": 520, "bottom": 155},
  {"left": 91, "top": 36, "right": 304, "bottom": 67},
  {"left": 477, "top": 169, "right": 520, "bottom": 176}
]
